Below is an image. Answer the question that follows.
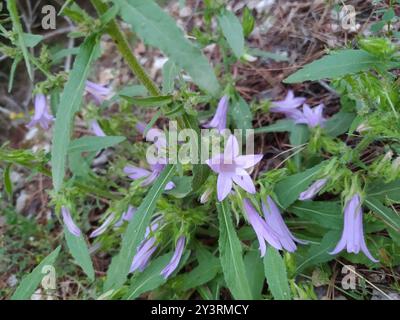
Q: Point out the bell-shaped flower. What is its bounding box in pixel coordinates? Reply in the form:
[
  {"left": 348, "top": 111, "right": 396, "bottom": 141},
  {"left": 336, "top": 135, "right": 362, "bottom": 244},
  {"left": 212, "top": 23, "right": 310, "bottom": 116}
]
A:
[
  {"left": 203, "top": 95, "right": 229, "bottom": 133},
  {"left": 85, "top": 81, "right": 112, "bottom": 104},
  {"left": 61, "top": 206, "right": 81, "bottom": 237},
  {"left": 114, "top": 205, "right": 136, "bottom": 228},
  {"left": 91, "top": 120, "right": 106, "bottom": 137},
  {"left": 27, "top": 94, "right": 54, "bottom": 130},
  {"left": 160, "top": 236, "right": 186, "bottom": 279},
  {"left": 206, "top": 135, "right": 263, "bottom": 201},
  {"left": 124, "top": 162, "right": 175, "bottom": 190},
  {"left": 330, "top": 194, "right": 378, "bottom": 263},
  {"left": 299, "top": 178, "right": 328, "bottom": 201},
  {"left": 270, "top": 90, "right": 306, "bottom": 116},
  {"left": 294, "top": 103, "right": 326, "bottom": 128},
  {"left": 89, "top": 213, "right": 115, "bottom": 238}
]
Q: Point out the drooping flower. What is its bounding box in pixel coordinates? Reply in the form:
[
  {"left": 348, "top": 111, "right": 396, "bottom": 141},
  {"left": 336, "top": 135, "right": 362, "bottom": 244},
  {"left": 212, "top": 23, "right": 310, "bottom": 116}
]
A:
[
  {"left": 262, "top": 196, "right": 307, "bottom": 252},
  {"left": 114, "top": 205, "right": 136, "bottom": 228},
  {"left": 89, "top": 213, "right": 115, "bottom": 238},
  {"left": 91, "top": 120, "right": 106, "bottom": 137},
  {"left": 270, "top": 90, "right": 306, "bottom": 116},
  {"left": 130, "top": 217, "right": 161, "bottom": 273},
  {"left": 294, "top": 103, "right": 326, "bottom": 128},
  {"left": 61, "top": 206, "right": 81, "bottom": 237},
  {"left": 205, "top": 135, "right": 263, "bottom": 201},
  {"left": 160, "top": 236, "right": 186, "bottom": 279},
  {"left": 124, "top": 162, "right": 175, "bottom": 190},
  {"left": 27, "top": 94, "right": 54, "bottom": 130},
  {"left": 330, "top": 194, "right": 378, "bottom": 262},
  {"left": 85, "top": 81, "right": 112, "bottom": 104},
  {"left": 204, "top": 95, "right": 229, "bottom": 132},
  {"left": 299, "top": 178, "right": 328, "bottom": 201}
]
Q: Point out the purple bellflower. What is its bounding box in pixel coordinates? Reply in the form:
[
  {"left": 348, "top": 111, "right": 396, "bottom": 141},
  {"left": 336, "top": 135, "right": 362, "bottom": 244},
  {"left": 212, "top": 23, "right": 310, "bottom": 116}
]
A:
[
  {"left": 294, "top": 103, "right": 326, "bottom": 128},
  {"left": 61, "top": 206, "right": 81, "bottom": 237},
  {"left": 130, "top": 217, "right": 162, "bottom": 273},
  {"left": 124, "top": 162, "right": 175, "bottom": 190},
  {"left": 243, "top": 197, "right": 306, "bottom": 256},
  {"left": 204, "top": 95, "right": 229, "bottom": 132},
  {"left": 85, "top": 81, "right": 112, "bottom": 104},
  {"left": 270, "top": 90, "right": 306, "bottom": 117},
  {"left": 89, "top": 213, "right": 115, "bottom": 238},
  {"left": 330, "top": 193, "right": 378, "bottom": 263},
  {"left": 160, "top": 236, "right": 186, "bottom": 279},
  {"left": 299, "top": 178, "right": 328, "bottom": 201},
  {"left": 91, "top": 120, "right": 106, "bottom": 137},
  {"left": 27, "top": 94, "right": 54, "bottom": 130},
  {"left": 206, "top": 135, "right": 263, "bottom": 201},
  {"left": 114, "top": 205, "right": 136, "bottom": 228}
]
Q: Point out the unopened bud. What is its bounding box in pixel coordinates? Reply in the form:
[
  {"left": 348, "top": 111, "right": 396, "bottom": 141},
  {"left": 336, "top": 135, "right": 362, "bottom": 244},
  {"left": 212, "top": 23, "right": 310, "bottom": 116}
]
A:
[{"left": 199, "top": 188, "right": 213, "bottom": 204}]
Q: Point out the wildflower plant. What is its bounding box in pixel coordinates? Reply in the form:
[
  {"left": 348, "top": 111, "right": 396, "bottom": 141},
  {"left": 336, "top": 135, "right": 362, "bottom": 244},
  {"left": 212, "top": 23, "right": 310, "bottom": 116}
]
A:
[{"left": 1, "top": 0, "right": 400, "bottom": 301}]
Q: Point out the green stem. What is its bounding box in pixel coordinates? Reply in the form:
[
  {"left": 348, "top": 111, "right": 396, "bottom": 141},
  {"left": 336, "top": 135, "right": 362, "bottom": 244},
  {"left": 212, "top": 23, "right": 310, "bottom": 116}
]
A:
[{"left": 90, "top": 0, "right": 160, "bottom": 96}]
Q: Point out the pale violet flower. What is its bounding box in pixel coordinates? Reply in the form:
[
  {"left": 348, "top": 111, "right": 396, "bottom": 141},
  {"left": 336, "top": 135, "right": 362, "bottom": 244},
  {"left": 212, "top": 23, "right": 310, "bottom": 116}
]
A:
[
  {"left": 89, "top": 213, "right": 115, "bottom": 238},
  {"left": 114, "top": 205, "right": 136, "bottom": 228},
  {"left": 27, "top": 94, "right": 54, "bottom": 130},
  {"left": 204, "top": 95, "right": 229, "bottom": 132},
  {"left": 91, "top": 120, "right": 106, "bottom": 137},
  {"left": 61, "top": 206, "right": 81, "bottom": 237},
  {"left": 205, "top": 135, "right": 263, "bottom": 201},
  {"left": 294, "top": 103, "right": 326, "bottom": 128},
  {"left": 85, "top": 81, "right": 112, "bottom": 104},
  {"left": 130, "top": 217, "right": 161, "bottom": 273},
  {"left": 160, "top": 236, "right": 186, "bottom": 279},
  {"left": 124, "top": 162, "right": 175, "bottom": 190},
  {"left": 299, "top": 178, "right": 328, "bottom": 201},
  {"left": 243, "top": 197, "right": 306, "bottom": 257},
  {"left": 330, "top": 194, "right": 378, "bottom": 263},
  {"left": 270, "top": 90, "right": 306, "bottom": 116}
]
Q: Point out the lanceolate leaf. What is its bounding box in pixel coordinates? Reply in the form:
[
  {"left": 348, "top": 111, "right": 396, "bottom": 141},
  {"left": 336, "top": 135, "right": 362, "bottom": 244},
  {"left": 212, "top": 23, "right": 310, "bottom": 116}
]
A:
[
  {"left": 121, "top": 95, "right": 173, "bottom": 107},
  {"left": 217, "top": 200, "right": 253, "bottom": 300},
  {"left": 68, "top": 136, "right": 126, "bottom": 154},
  {"left": 284, "top": 49, "right": 383, "bottom": 83},
  {"left": 217, "top": 10, "right": 245, "bottom": 59},
  {"left": 104, "top": 165, "right": 176, "bottom": 290},
  {"left": 289, "top": 124, "right": 309, "bottom": 169},
  {"left": 264, "top": 247, "right": 291, "bottom": 300},
  {"left": 254, "top": 119, "right": 295, "bottom": 134},
  {"left": 275, "top": 162, "right": 325, "bottom": 209},
  {"left": 51, "top": 35, "right": 100, "bottom": 191},
  {"left": 325, "top": 112, "right": 356, "bottom": 137},
  {"left": 365, "top": 197, "right": 400, "bottom": 231},
  {"left": 366, "top": 180, "right": 400, "bottom": 203},
  {"left": 11, "top": 246, "right": 61, "bottom": 300},
  {"left": 230, "top": 96, "right": 253, "bottom": 133},
  {"left": 64, "top": 227, "right": 95, "bottom": 281},
  {"left": 115, "top": 0, "right": 220, "bottom": 96}
]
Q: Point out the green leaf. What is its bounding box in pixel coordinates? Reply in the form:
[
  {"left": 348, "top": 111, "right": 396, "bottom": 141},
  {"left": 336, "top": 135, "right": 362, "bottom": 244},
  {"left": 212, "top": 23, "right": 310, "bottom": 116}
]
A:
[
  {"left": 121, "top": 95, "right": 173, "bottom": 107},
  {"left": 264, "top": 247, "right": 291, "bottom": 300},
  {"left": 244, "top": 249, "right": 264, "bottom": 299},
  {"left": 51, "top": 35, "right": 99, "bottom": 192},
  {"left": 8, "top": 56, "right": 21, "bottom": 92},
  {"left": 22, "top": 33, "right": 44, "bottom": 48},
  {"left": 162, "top": 59, "right": 179, "bottom": 94},
  {"left": 11, "top": 246, "right": 61, "bottom": 300},
  {"left": 325, "top": 112, "right": 356, "bottom": 137},
  {"left": 295, "top": 230, "right": 340, "bottom": 273},
  {"left": 116, "top": 0, "right": 220, "bottom": 96},
  {"left": 164, "top": 175, "right": 193, "bottom": 198},
  {"left": 254, "top": 119, "right": 294, "bottom": 134},
  {"left": 104, "top": 164, "right": 176, "bottom": 290},
  {"left": 275, "top": 162, "right": 325, "bottom": 209},
  {"left": 7, "top": 0, "right": 33, "bottom": 79},
  {"left": 68, "top": 136, "right": 126, "bottom": 154},
  {"left": 242, "top": 7, "right": 255, "bottom": 38},
  {"left": 217, "top": 200, "right": 253, "bottom": 300},
  {"left": 289, "top": 201, "right": 342, "bottom": 230},
  {"left": 3, "top": 164, "right": 13, "bottom": 197},
  {"left": 365, "top": 197, "right": 400, "bottom": 231},
  {"left": 366, "top": 180, "right": 400, "bottom": 203},
  {"left": 289, "top": 124, "right": 309, "bottom": 169},
  {"left": 284, "top": 50, "right": 383, "bottom": 83},
  {"left": 230, "top": 96, "right": 253, "bottom": 133},
  {"left": 64, "top": 227, "right": 95, "bottom": 281},
  {"left": 218, "top": 10, "right": 245, "bottom": 58}
]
